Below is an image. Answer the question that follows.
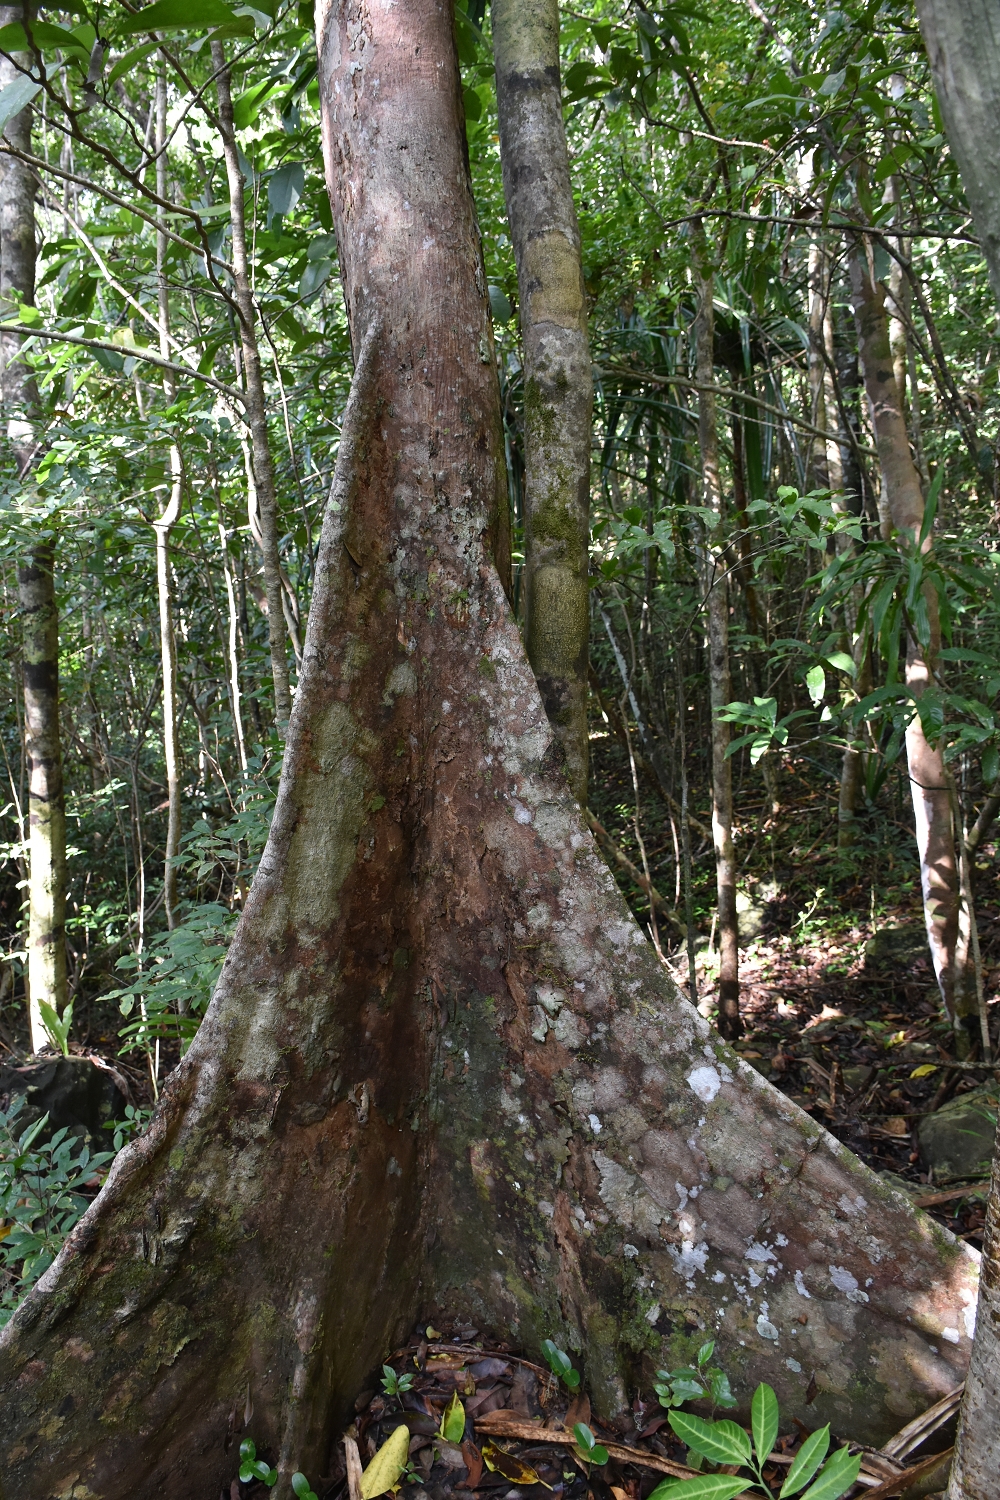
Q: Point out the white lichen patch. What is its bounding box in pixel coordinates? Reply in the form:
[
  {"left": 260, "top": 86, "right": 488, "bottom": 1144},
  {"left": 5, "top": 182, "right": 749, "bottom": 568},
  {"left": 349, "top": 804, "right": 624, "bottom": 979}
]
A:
[
  {"left": 829, "top": 1265, "right": 869, "bottom": 1303},
  {"left": 687, "top": 1065, "right": 722, "bottom": 1103}
]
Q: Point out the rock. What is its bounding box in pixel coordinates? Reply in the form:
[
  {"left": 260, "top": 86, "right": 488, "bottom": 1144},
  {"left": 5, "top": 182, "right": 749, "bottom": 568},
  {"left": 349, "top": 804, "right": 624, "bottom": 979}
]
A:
[
  {"left": 917, "top": 1084, "right": 999, "bottom": 1183},
  {"left": 736, "top": 888, "right": 767, "bottom": 945},
  {"left": 0, "top": 1055, "right": 130, "bottom": 1149},
  {"left": 877, "top": 1170, "right": 924, "bottom": 1202},
  {"left": 864, "top": 925, "right": 927, "bottom": 967},
  {"left": 842, "top": 1064, "right": 875, "bottom": 1094}
]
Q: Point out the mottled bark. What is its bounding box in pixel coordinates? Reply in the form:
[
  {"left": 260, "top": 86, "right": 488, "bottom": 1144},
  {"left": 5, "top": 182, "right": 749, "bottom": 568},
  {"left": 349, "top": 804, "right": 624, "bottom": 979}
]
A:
[
  {"left": 693, "top": 250, "right": 739, "bottom": 1040},
  {"left": 154, "top": 68, "right": 181, "bottom": 929},
  {"left": 0, "top": 10, "right": 67, "bottom": 1053},
  {"left": 849, "top": 244, "right": 967, "bottom": 1033},
  {"left": 493, "top": 0, "right": 591, "bottom": 804},
  {"left": 211, "top": 41, "right": 292, "bottom": 729},
  {"left": 915, "top": 0, "right": 1000, "bottom": 307},
  {"left": 0, "top": 5, "right": 979, "bottom": 1495}
]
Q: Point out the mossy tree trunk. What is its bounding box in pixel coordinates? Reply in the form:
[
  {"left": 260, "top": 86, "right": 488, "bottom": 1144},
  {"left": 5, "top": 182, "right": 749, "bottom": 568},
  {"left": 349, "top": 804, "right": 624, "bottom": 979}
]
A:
[
  {"left": 493, "top": 0, "right": 592, "bottom": 804},
  {"left": 0, "top": 4, "right": 980, "bottom": 1494},
  {"left": 0, "top": 11, "right": 67, "bottom": 1053}
]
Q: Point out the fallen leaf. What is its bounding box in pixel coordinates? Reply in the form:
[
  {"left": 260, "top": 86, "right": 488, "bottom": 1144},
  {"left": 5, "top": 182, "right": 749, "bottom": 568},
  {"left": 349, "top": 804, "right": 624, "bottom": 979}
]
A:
[
  {"left": 460, "top": 1439, "right": 483, "bottom": 1488},
  {"left": 360, "top": 1424, "right": 411, "bottom": 1498},
  {"left": 565, "top": 1392, "right": 591, "bottom": 1431},
  {"left": 441, "top": 1391, "right": 467, "bottom": 1443},
  {"left": 426, "top": 1326, "right": 442, "bottom": 1340},
  {"left": 481, "top": 1439, "right": 544, "bottom": 1486},
  {"left": 910, "top": 1064, "right": 938, "bottom": 1079},
  {"left": 885, "top": 1116, "right": 909, "bottom": 1137}
]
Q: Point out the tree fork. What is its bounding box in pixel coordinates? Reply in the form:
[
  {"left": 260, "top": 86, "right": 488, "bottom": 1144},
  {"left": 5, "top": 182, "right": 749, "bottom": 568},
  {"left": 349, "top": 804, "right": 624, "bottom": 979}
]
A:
[
  {"left": 0, "top": 4, "right": 979, "bottom": 1494},
  {"left": 493, "top": 0, "right": 592, "bottom": 805}
]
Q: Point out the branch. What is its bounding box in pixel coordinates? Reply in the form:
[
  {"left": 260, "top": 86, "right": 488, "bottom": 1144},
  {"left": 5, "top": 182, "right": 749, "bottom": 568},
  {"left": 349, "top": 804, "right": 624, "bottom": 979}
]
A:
[{"left": 0, "top": 322, "right": 246, "bottom": 405}]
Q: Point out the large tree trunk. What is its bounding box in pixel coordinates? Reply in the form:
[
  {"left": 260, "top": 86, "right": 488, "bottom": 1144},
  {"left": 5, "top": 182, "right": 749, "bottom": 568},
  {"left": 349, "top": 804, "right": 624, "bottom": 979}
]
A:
[
  {"left": 915, "top": 0, "right": 1000, "bottom": 306},
  {"left": 0, "top": 4, "right": 979, "bottom": 1493},
  {"left": 849, "top": 244, "right": 971, "bottom": 1038},
  {"left": 0, "top": 14, "right": 67, "bottom": 1053},
  {"left": 693, "top": 248, "right": 739, "bottom": 1040},
  {"left": 902, "top": 9, "right": 1000, "bottom": 1491},
  {"left": 493, "top": 0, "right": 591, "bottom": 805}
]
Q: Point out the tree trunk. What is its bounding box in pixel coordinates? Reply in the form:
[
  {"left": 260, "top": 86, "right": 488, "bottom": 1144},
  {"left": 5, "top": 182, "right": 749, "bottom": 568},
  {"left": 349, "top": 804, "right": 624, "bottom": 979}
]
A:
[
  {"left": 848, "top": 243, "right": 969, "bottom": 1036},
  {"left": 493, "top": 0, "right": 591, "bottom": 805},
  {"left": 915, "top": 0, "right": 1000, "bottom": 307},
  {"left": 692, "top": 247, "right": 739, "bottom": 1040},
  {"left": 211, "top": 41, "right": 292, "bottom": 730},
  {"left": 154, "top": 67, "right": 182, "bottom": 929},
  {"left": 0, "top": 4, "right": 980, "bottom": 1493},
  {"left": 906, "top": 11, "right": 1000, "bottom": 1490},
  {"left": 0, "top": 14, "right": 67, "bottom": 1054}
]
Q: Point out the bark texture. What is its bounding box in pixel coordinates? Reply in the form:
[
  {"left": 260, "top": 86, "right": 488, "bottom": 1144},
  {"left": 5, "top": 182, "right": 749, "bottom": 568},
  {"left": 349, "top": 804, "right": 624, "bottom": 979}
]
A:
[
  {"left": 211, "top": 41, "right": 292, "bottom": 729},
  {"left": 915, "top": 0, "right": 1000, "bottom": 307},
  {"left": 849, "top": 245, "right": 967, "bottom": 1033},
  {"left": 493, "top": 0, "right": 591, "bottom": 804},
  {"left": 0, "top": 5, "right": 980, "bottom": 1495},
  {"left": 693, "top": 252, "right": 739, "bottom": 1040},
  {"left": 0, "top": 14, "right": 67, "bottom": 1052}
]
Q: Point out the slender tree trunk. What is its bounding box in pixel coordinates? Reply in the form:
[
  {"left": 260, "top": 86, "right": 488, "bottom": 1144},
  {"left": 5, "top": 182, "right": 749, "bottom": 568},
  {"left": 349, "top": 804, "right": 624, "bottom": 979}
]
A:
[
  {"left": 849, "top": 243, "right": 970, "bottom": 1037},
  {"left": 909, "top": 11, "right": 1000, "bottom": 1488},
  {"left": 693, "top": 245, "right": 739, "bottom": 1040},
  {"left": 154, "top": 68, "right": 181, "bottom": 929},
  {"left": 0, "top": 5, "right": 981, "bottom": 1493},
  {"left": 0, "top": 16, "right": 67, "bottom": 1053},
  {"left": 211, "top": 41, "right": 292, "bottom": 730},
  {"left": 493, "top": 0, "right": 591, "bottom": 805},
  {"left": 807, "top": 241, "right": 831, "bottom": 490}
]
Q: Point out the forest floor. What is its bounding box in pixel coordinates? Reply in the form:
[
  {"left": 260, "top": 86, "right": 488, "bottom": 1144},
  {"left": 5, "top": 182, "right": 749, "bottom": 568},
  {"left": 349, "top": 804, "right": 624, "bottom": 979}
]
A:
[{"left": 587, "top": 727, "right": 1000, "bottom": 1252}]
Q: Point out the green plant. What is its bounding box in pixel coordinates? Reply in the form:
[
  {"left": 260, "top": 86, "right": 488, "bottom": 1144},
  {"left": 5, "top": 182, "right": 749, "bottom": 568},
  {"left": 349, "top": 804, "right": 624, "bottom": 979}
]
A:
[
  {"left": 292, "top": 1473, "right": 319, "bottom": 1500},
  {"left": 381, "top": 1362, "right": 415, "bottom": 1397},
  {"left": 541, "top": 1337, "right": 581, "bottom": 1390},
  {"left": 572, "top": 1422, "right": 609, "bottom": 1466},
  {"left": 38, "top": 997, "right": 73, "bottom": 1057},
  {"left": 649, "top": 1384, "right": 862, "bottom": 1500},
  {"left": 239, "top": 1438, "right": 277, "bottom": 1488},
  {"left": 0, "top": 1096, "right": 113, "bottom": 1324},
  {"left": 104, "top": 1104, "right": 153, "bottom": 1153},
  {"left": 654, "top": 1340, "right": 737, "bottom": 1412}
]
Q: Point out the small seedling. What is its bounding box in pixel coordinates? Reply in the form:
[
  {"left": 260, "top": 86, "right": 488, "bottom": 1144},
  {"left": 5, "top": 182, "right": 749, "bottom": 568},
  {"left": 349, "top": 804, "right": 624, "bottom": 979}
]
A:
[
  {"left": 648, "top": 1383, "right": 862, "bottom": 1500},
  {"left": 381, "top": 1362, "right": 415, "bottom": 1397},
  {"left": 239, "top": 1438, "right": 277, "bottom": 1487},
  {"left": 572, "top": 1422, "right": 609, "bottom": 1467},
  {"left": 654, "top": 1340, "right": 736, "bottom": 1412},
  {"left": 541, "top": 1338, "right": 580, "bottom": 1390},
  {"left": 292, "top": 1474, "right": 320, "bottom": 1500}
]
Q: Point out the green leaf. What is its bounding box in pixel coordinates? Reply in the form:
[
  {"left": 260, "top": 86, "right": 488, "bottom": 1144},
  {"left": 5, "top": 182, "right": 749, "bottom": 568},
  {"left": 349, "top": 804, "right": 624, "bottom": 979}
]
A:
[
  {"left": 463, "top": 85, "right": 482, "bottom": 121},
  {"left": 0, "top": 73, "right": 40, "bottom": 134},
  {"left": 983, "top": 744, "right": 999, "bottom": 785},
  {"left": 233, "top": 77, "right": 279, "bottom": 130},
  {"left": 798, "top": 1446, "right": 862, "bottom": 1500},
  {"left": 805, "top": 664, "right": 826, "bottom": 707},
  {"left": 118, "top": 0, "right": 239, "bottom": 35},
  {"left": 751, "top": 1384, "right": 779, "bottom": 1468},
  {"left": 108, "top": 40, "right": 159, "bottom": 85},
  {"left": 292, "top": 1475, "right": 319, "bottom": 1500},
  {"left": 824, "top": 651, "right": 856, "bottom": 676},
  {"left": 668, "top": 1411, "right": 752, "bottom": 1468},
  {"left": 361, "top": 1424, "right": 411, "bottom": 1498},
  {"left": 440, "top": 1390, "right": 466, "bottom": 1443},
  {"left": 696, "top": 1341, "right": 714, "bottom": 1367},
  {"left": 647, "top": 1478, "right": 747, "bottom": 1500},
  {"left": 0, "top": 20, "right": 89, "bottom": 53},
  {"left": 708, "top": 1370, "right": 736, "bottom": 1408}
]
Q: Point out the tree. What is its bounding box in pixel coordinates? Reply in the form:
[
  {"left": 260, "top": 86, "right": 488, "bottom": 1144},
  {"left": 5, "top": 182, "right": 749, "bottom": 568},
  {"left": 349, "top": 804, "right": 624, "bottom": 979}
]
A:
[
  {"left": 0, "top": 1, "right": 982, "bottom": 1492},
  {"left": 1, "top": 4, "right": 67, "bottom": 1053},
  {"left": 493, "top": 0, "right": 592, "bottom": 804},
  {"left": 901, "top": 6, "right": 1000, "bottom": 1492}
]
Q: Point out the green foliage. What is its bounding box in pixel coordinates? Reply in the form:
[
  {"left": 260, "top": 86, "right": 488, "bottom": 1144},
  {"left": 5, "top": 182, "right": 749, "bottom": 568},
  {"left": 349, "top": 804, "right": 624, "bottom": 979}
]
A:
[
  {"left": 291, "top": 1474, "right": 319, "bottom": 1500},
  {"left": 654, "top": 1340, "right": 736, "bottom": 1412},
  {"left": 104, "top": 1104, "right": 153, "bottom": 1153},
  {"left": 572, "top": 1422, "right": 609, "bottom": 1466},
  {"left": 239, "top": 1438, "right": 277, "bottom": 1488},
  {"left": 649, "top": 1385, "right": 861, "bottom": 1500},
  {"left": 0, "top": 1096, "right": 112, "bottom": 1325},
  {"left": 541, "top": 1337, "right": 581, "bottom": 1390},
  {"left": 38, "top": 997, "right": 74, "bottom": 1057},
  {"left": 380, "top": 1363, "right": 415, "bottom": 1397}
]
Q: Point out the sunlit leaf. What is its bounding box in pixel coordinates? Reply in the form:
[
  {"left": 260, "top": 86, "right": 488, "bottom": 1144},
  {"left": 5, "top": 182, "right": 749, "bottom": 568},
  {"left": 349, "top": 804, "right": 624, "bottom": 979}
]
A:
[
  {"left": 668, "top": 1411, "right": 752, "bottom": 1467},
  {"left": 780, "top": 1424, "right": 830, "bottom": 1497},
  {"left": 118, "top": 0, "right": 238, "bottom": 34},
  {"left": 751, "top": 1383, "right": 778, "bottom": 1468}
]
